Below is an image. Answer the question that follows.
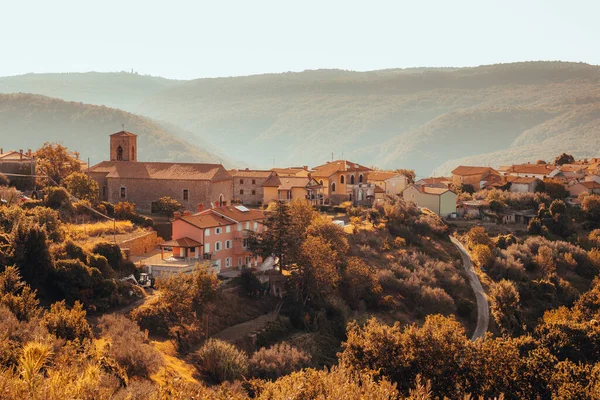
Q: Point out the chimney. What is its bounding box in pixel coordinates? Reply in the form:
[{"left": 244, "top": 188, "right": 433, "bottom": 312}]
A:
[
  {"left": 0, "top": 148, "right": 3, "bottom": 155},
  {"left": 183, "top": 210, "right": 191, "bottom": 216},
  {"left": 197, "top": 203, "right": 204, "bottom": 212},
  {"left": 19, "top": 149, "right": 23, "bottom": 160},
  {"left": 173, "top": 211, "right": 182, "bottom": 220},
  {"left": 27, "top": 149, "right": 31, "bottom": 157},
  {"left": 245, "top": 168, "right": 249, "bottom": 171},
  {"left": 420, "top": 184, "right": 426, "bottom": 193},
  {"left": 303, "top": 165, "right": 308, "bottom": 170}
]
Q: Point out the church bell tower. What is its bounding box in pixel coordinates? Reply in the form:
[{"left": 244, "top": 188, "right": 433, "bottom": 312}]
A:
[{"left": 110, "top": 130, "right": 137, "bottom": 162}]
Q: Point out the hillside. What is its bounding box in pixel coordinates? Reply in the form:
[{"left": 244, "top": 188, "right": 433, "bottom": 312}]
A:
[
  {"left": 2, "top": 62, "right": 600, "bottom": 174},
  {"left": 0, "top": 93, "right": 228, "bottom": 165}
]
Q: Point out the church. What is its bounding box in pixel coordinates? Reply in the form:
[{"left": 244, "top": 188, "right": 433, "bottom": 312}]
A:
[{"left": 88, "top": 131, "right": 233, "bottom": 212}]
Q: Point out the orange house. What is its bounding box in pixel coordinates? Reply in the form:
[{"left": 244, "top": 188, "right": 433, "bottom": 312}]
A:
[{"left": 164, "top": 205, "right": 266, "bottom": 273}]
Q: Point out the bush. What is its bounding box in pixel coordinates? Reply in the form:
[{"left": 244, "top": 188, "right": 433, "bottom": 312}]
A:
[
  {"left": 90, "top": 241, "right": 123, "bottom": 270},
  {"left": 0, "top": 173, "right": 8, "bottom": 187},
  {"left": 44, "top": 186, "right": 73, "bottom": 213},
  {"left": 240, "top": 268, "right": 263, "bottom": 297},
  {"left": 51, "top": 259, "right": 104, "bottom": 306},
  {"left": 98, "top": 314, "right": 163, "bottom": 378},
  {"left": 114, "top": 202, "right": 136, "bottom": 220},
  {"left": 42, "top": 300, "right": 92, "bottom": 342},
  {"left": 152, "top": 196, "right": 182, "bottom": 217},
  {"left": 471, "top": 244, "right": 494, "bottom": 269},
  {"left": 249, "top": 342, "right": 312, "bottom": 380},
  {"left": 193, "top": 338, "right": 248, "bottom": 383}
]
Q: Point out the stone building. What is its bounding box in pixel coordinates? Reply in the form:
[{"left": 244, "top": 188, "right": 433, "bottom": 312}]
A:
[
  {"left": 312, "top": 160, "right": 375, "bottom": 205},
  {"left": 88, "top": 131, "right": 233, "bottom": 212},
  {"left": 0, "top": 149, "right": 36, "bottom": 191},
  {"left": 229, "top": 169, "right": 274, "bottom": 206}
]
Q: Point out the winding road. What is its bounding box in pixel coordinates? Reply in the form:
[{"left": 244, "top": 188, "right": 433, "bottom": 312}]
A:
[{"left": 450, "top": 236, "right": 489, "bottom": 340}]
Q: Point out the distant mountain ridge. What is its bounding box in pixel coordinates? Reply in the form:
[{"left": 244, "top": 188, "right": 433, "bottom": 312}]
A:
[
  {"left": 0, "top": 93, "right": 228, "bottom": 166},
  {"left": 2, "top": 62, "right": 600, "bottom": 175}
]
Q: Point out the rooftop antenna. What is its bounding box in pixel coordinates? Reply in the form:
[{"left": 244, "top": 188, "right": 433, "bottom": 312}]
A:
[
  {"left": 331, "top": 152, "right": 334, "bottom": 162},
  {"left": 122, "top": 123, "right": 125, "bottom": 131}
]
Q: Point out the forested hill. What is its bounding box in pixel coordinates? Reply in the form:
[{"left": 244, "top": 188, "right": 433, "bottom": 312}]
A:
[
  {"left": 2, "top": 62, "right": 600, "bottom": 175},
  {"left": 0, "top": 93, "right": 228, "bottom": 165}
]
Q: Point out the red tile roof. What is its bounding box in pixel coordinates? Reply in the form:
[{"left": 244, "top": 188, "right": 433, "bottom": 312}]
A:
[
  {"left": 506, "top": 176, "right": 538, "bottom": 184},
  {"left": 0, "top": 151, "right": 33, "bottom": 161},
  {"left": 209, "top": 206, "right": 266, "bottom": 222},
  {"left": 179, "top": 213, "right": 233, "bottom": 229},
  {"left": 312, "top": 160, "right": 371, "bottom": 178},
  {"left": 451, "top": 166, "right": 499, "bottom": 176},
  {"left": 499, "top": 164, "right": 554, "bottom": 175},
  {"left": 160, "top": 237, "right": 202, "bottom": 247},
  {"left": 580, "top": 181, "right": 600, "bottom": 190},
  {"left": 229, "top": 169, "right": 274, "bottom": 178},
  {"left": 368, "top": 171, "right": 401, "bottom": 181},
  {"left": 89, "top": 161, "right": 231, "bottom": 181}
]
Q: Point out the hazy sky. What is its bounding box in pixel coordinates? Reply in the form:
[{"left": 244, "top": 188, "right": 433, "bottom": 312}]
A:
[{"left": 1, "top": 0, "right": 598, "bottom": 80}]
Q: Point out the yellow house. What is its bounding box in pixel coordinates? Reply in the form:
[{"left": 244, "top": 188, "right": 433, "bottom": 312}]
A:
[
  {"left": 270, "top": 167, "right": 311, "bottom": 177},
  {"left": 262, "top": 175, "right": 324, "bottom": 205},
  {"left": 367, "top": 171, "right": 409, "bottom": 195},
  {"left": 312, "top": 160, "right": 372, "bottom": 204},
  {"left": 403, "top": 184, "right": 457, "bottom": 217}
]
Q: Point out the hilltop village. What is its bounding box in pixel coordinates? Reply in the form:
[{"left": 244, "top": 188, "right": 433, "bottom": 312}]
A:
[{"left": 2, "top": 130, "right": 600, "bottom": 398}]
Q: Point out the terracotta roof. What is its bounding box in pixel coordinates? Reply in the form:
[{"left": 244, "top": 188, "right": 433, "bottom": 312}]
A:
[
  {"left": 560, "top": 164, "right": 587, "bottom": 173},
  {"left": 209, "top": 206, "right": 266, "bottom": 222},
  {"left": 229, "top": 169, "right": 274, "bottom": 178},
  {"left": 451, "top": 166, "right": 499, "bottom": 176},
  {"left": 160, "top": 237, "right": 202, "bottom": 248},
  {"left": 422, "top": 187, "right": 454, "bottom": 195},
  {"left": 312, "top": 160, "right": 371, "bottom": 178},
  {"left": 500, "top": 164, "right": 554, "bottom": 175},
  {"left": 374, "top": 185, "right": 385, "bottom": 193},
  {"left": 262, "top": 175, "right": 282, "bottom": 187},
  {"left": 460, "top": 200, "right": 490, "bottom": 207},
  {"left": 271, "top": 167, "right": 311, "bottom": 176},
  {"left": 179, "top": 213, "right": 233, "bottom": 229},
  {"left": 89, "top": 161, "right": 230, "bottom": 181},
  {"left": 0, "top": 151, "right": 33, "bottom": 161},
  {"left": 507, "top": 176, "right": 538, "bottom": 184},
  {"left": 417, "top": 177, "right": 452, "bottom": 185},
  {"left": 368, "top": 171, "right": 401, "bottom": 181},
  {"left": 110, "top": 130, "right": 137, "bottom": 137},
  {"left": 580, "top": 181, "right": 600, "bottom": 190},
  {"left": 277, "top": 177, "right": 314, "bottom": 190}
]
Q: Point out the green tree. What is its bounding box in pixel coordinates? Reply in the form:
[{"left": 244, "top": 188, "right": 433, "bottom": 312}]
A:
[
  {"left": 471, "top": 244, "right": 494, "bottom": 269},
  {"left": 35, "top": 142, "right": 81, "bottom": 186},
  {"left": 42, "top": 300, "right": 92, "bottom": 342},
  {"left": 489, "top": 279, "right": 523, "bottom": 335},
  {"left": 11, "top": 221, "right": 53, "bottom": 288},
  {"left": 583, "top": 194, "right": 600, "bottom": 222},
  {"left": 247, "top": 201, "right": 294, "bottom": 270},
  {"left": 63, "top": 172, "right": 99, "bottom": 202},
  {"left": 395, "top": 168, "right": 416, "bottom": 184},
  {"left": 554, "top": 153, "right": 575, "bottom": 166},
  {"left": 153, "top": 196, "right": 182, "bottom": 217},
  {"left": 537, "top": 179, "right": 568, "bottom": 199}
]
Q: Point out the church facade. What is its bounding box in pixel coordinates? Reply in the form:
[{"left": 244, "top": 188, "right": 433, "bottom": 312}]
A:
[{"left": 88, "top": 131, "right": 233, "bottom": 212}]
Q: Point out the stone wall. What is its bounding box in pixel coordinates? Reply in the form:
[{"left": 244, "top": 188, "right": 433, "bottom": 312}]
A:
[{"left": 118, "top": 231, "right": 160, "bottom": 257}]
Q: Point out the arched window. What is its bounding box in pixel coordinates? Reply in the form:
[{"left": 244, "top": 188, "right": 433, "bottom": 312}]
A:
[
  {"left": 350, "top": 175, "right": 355, "bottom": 185},
  {"left": 219, "top": 194, "right": 224, "bottom": 207},
  {"left": 319, "top": 180, "right": 323, "bottom": 185},
  {"left": 359, "top": 174, "right": 364, "bottom": 183},
  {"left": 131, "top": 146, "right": 135, "bottom": 160},
  {"left": 331, "top": 182, "right": 336, "bottom": 192},
  {"left": 340, "top": 175, "right": 345, "bottom": 184},
  {"left": 116, "top": 145, "right": 123, "bottom": 161},
  {"left": 358, "top": 189, "right": 364, "bottom": 201}
]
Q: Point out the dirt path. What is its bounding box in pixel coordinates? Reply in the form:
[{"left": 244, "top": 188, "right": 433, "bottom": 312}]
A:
[
  {"left": 450, "top": 236, "right": 489, "bottom": 340},
  {"left": 212, "top": 302, "right": 282, "bottom": 343}
]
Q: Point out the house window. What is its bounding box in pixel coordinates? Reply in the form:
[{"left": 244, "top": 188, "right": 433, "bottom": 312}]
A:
[
  {"left": 341, "top": 175, "right": 345, "bottom": 184},
  {"left": 215, "top": 241, "right": 222, "bottom": 251},
  {"left": 240, "top": 179, "right": 244, "bottom": 184},
  {"left": 245, "top": 222, "right": 250, "bottom": 229},
  {"left": 215, "top": 227, "right": 222, "bottom": 235},
  {"left": 240, "top": 189, "right": 244, "bottom": 195},
  {"left": 225, "top": 257, "right": 232, "bottom": 268},
  {"left": 359, "top": 174, "right": 364, "bottom": 183},
  {"left": 238, "top": 257, "right": 243, "bottom": 266},
  {"left": 183, "top": 189, "right": 189, "bottom": 200},
  {"left": 242, "top": 238, "right": 249, "bottom": 248},
  {"left": 245, "top": 256, "right": 251, "bottom": 265},
  {"left": 204, "top": 243, "right": 210, "bottom": 253},
  {"left": 319, "top": 180, "right": 324, "bottom": 185},
  {"left": 226, "top": 225, "right": 231, "bottom": 233},
  {"left": 120, "top": 186, "right": 126, "bottom": 198},
  {"left": 350, "top": 175, "right": 355, "bottom": 184},
  {"left": 214, "top": 259, "right": 221, "bottom": 270},
  {"left": 253, "top": 222, "right": 258, "bottom": 231},
  {"left": 225, "top": 240, "right": 232, "bottom": 249},
  {"left": 331, "top": 182, "right": 336, "bottom": 192},
  {"left": 252, "top": 179, "right": 256, "bottom": 184},
  {"left": 252, "top": 189, "right": 256, "bottom": 195},
  {"left": 205, "top": 228, "right": 210, "bottom": 236},
  {"left": 237, "top": 223, "right": 242, "bottom": 231}
]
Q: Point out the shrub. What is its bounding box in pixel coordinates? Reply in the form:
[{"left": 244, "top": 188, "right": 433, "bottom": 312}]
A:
[
  {"left": 114, "top": 202, "right": 136, "bottom": 220},
  {"left": 44, "top": 186, "right": 73, "bottom": 213},
  {"left": 471, "top": 244, "right": 494, "bottom": 269},
  {"left": 51, "top": 259, "right": 104, "bottom": 306},
  {"left": 0, "top": 266, "right": 40, "bottom": 322},
  {"left": 418, "top": 286, "right": 456, "bottom": 316},
  {"left": 249, "top": 342, "right": 311, "bottom": 380},
  {"left": 98, "top": 314, "right": 163, "bottom": 378},
  {"left": 0, "top": 173, "right": 8, "bottom": 187},
  {"left": 26, "top": 206, "right": 63, "bottom": 242},
  {"left": 240, "top": 268, "right": 263, "bottom": 297},
  {"left": 90, "top": 241, "right": 123, "bottom": 270},
  {"left": 193, "top": 338, "right": 248, "bottom": 383},
  {"left": 42, "top": 300, "right": 92, "bottom": 342}
]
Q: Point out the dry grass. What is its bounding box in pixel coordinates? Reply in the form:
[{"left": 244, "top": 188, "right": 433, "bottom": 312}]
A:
[
  {"left": 65, "top": 220, "right": 135, "bottom": 240},
  {"left": 150, "top": 339, "right": 199, "bottom": 385}
]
